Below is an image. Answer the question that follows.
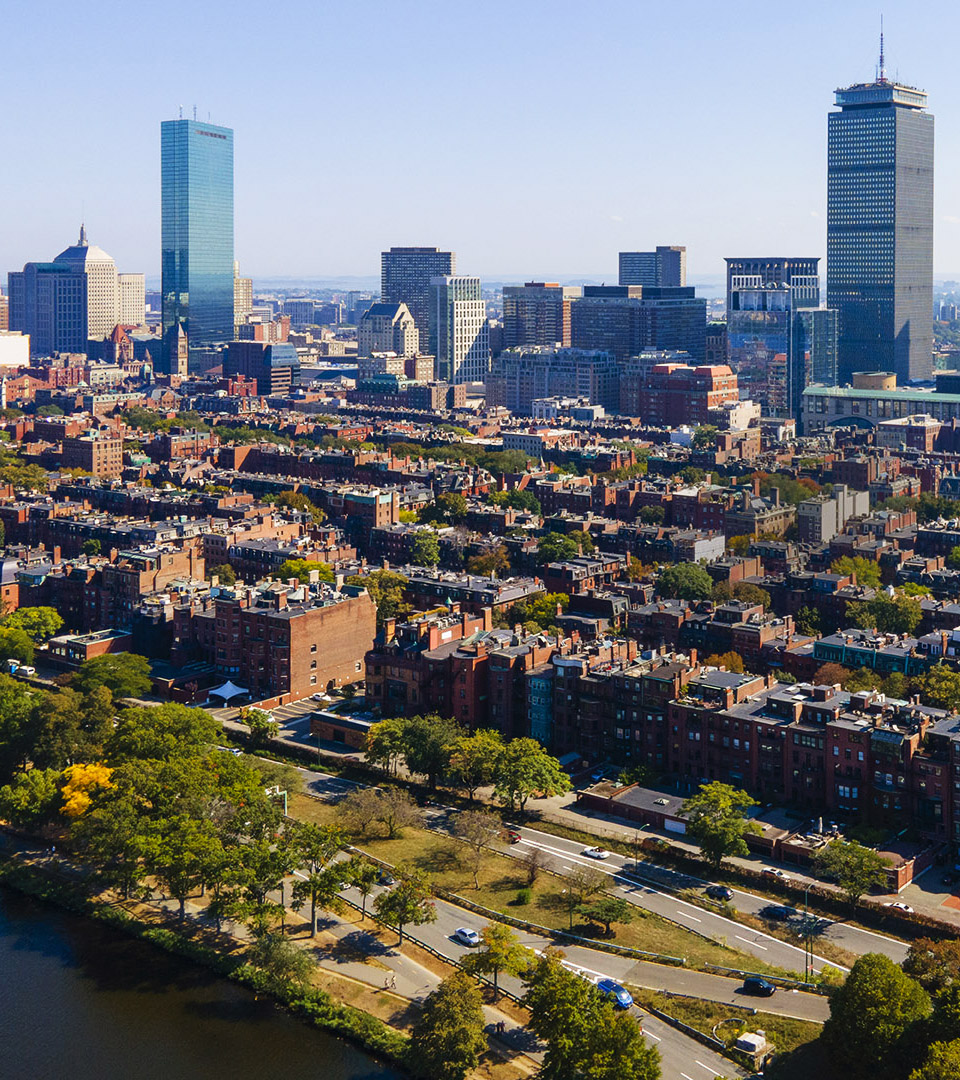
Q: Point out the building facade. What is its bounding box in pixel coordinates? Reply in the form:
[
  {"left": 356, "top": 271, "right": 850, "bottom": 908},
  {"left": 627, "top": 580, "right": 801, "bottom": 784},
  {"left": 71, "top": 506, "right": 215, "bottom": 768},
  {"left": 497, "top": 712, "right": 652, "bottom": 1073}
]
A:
[
  {"left": 381, "top": 247, "right": 455, "bottom": 343},
  {"left": 619, "top": 246, "right": 686, "bottom": 287},
  {"left": 502, "top": 282, "right": 581, "bottom": 348},
  {"left": 826, "top": 74, "right": 934, "bottom": 383},
  {"left": 224, "top": 341, "right": 300, "bottom": 396},
  {"left": 358, "top": 302, "right": 419, "bottom": 357},
  {"left": 486, "top": 346, "right": 619, "bottom": 414},
  {"left": 8, "top": 227, "right": 144, "bottom": 357},
  {"left": 161, "top": 118, "right": 235, "bottom": 369},
  {"left": 428, "top": 275, "right": 489, "bottom": 384}
]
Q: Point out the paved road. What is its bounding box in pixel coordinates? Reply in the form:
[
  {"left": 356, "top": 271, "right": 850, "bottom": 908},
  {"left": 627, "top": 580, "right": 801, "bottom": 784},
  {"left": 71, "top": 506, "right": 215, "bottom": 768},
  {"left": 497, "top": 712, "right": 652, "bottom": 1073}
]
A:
[
  {"left": 259, "top": 755, "right": 907, "bottom": 975},
  {"left": 330, "top": 871, "right": 750, "bottom": 1080}
]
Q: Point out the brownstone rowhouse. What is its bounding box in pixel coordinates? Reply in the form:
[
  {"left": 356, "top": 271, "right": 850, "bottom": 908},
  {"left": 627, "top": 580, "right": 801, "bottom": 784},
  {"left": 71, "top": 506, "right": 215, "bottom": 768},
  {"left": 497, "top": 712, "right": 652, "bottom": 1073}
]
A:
[{"left": 231, "top": 585, "right": 377, "bottom": 701}]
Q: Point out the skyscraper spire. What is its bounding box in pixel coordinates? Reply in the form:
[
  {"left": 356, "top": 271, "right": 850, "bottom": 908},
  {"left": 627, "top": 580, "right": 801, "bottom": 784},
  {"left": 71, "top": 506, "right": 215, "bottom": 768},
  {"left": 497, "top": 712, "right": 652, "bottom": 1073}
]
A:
[
  {"left": 78, "top": 223, "right": 87, "bottom": 246},
  {"left": 878, "top": 15, "right": 886, "bottom": 82}
]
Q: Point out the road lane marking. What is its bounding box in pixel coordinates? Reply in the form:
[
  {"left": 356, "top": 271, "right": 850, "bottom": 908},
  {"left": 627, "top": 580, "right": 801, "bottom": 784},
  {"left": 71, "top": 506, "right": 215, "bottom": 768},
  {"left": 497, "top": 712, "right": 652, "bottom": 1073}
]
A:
[
  {"left": 514, "top": 836, "right": 842, "bottom": 967},
  {"left": 736, "top": 935, "right": 767, "bottom": 950},
  {"left": 645, "top": 1031, "right": 661, "bottom": 1042},
  {"left": 677, "top": 911, "right": 701, "bottom": 922},
  {"left": 696, "top": 1062, "right": 719, "bottom": 1073},
  {"left": 681, "top": 1072, "right": 696, "bottom": 1080}
]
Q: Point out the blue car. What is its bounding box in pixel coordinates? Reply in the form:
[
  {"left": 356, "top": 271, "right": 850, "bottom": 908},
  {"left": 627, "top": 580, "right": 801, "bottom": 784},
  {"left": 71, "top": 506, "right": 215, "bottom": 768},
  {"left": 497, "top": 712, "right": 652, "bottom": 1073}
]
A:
[{"left": 596, "top": 978, "right": 633, "bottom": 1009}]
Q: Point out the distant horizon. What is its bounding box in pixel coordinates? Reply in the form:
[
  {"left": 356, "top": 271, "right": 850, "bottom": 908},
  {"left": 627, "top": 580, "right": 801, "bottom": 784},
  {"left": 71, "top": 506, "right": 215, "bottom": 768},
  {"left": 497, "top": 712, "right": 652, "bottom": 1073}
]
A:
[{"left": 5, "top": 1, "right": 960, "bottom": 283}]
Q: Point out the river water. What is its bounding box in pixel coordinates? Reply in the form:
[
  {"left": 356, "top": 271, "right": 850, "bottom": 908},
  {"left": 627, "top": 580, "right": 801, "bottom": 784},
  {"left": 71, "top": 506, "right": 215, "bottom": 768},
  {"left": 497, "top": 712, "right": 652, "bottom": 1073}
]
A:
[{"left": 0, "top": 886, "right": 400, "bottom": 1080}]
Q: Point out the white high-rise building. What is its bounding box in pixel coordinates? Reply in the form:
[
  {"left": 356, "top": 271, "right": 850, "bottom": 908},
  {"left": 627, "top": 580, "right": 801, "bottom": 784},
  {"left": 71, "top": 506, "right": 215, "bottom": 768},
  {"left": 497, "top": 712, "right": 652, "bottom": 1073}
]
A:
[
  {"left": 7, "top": 226, "right": 145, "bottom": 356},
  {"left": 429, "top": 275, "right": 489, "bottom": 384}
]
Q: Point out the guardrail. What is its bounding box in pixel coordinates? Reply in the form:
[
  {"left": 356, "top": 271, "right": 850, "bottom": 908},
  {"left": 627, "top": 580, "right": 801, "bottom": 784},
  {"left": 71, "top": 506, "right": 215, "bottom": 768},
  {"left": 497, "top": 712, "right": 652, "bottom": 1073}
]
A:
[
  {"left": 702, "top": 962, "right": 828, "bottom": 995},
  {"left": 642, "top": 1003, "right": 727, "bottom": 1053},
  {"left": 337, "top": 893, "right": 523, "bottom": 1004},
  {"left": 438, "top": 888, "right": 686, "bottom": 967}
]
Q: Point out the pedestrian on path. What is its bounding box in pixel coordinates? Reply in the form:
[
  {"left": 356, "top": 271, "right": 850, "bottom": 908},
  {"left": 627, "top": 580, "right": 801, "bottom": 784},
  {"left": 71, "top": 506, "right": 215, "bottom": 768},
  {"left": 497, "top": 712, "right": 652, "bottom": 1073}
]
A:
[{"left": 390, "top": 974, "right": 397, "bottom": 989}]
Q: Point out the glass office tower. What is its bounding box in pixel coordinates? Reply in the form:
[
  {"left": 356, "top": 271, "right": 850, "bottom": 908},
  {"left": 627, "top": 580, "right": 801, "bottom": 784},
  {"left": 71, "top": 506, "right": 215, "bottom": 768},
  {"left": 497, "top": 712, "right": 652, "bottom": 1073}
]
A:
[
  {"left": 161, "top": 119, "right": 234, "bottom": 372},
  {"left": 827, "top": 76, "right": 934, "bottom": 384}
]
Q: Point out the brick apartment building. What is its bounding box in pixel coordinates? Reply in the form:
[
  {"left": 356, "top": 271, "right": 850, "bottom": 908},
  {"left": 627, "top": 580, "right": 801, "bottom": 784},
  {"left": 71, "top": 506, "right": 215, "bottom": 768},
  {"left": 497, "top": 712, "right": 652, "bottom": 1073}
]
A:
[
  {"left": 619, "top": 361, "right": 739, "bottom": 424},
  {"left": 190, "top": 578, "right": 377, "bottom": 701},
  {"left": 61, "top": 431, "right": 123, "bottom": 477}
]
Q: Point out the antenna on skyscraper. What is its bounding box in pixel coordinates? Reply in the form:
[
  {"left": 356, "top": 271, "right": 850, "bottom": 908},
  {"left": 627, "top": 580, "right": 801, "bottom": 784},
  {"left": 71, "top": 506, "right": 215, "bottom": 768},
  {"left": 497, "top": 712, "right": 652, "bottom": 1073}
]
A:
[
  {"left": 878, "top": 15, "right": 886, "bottom": 82},
  {"left": 193, "top": 105, "right": 197, "bottom": 121},
  {"left": 178, "top": 104, "right": 183, "bottom": 119}
]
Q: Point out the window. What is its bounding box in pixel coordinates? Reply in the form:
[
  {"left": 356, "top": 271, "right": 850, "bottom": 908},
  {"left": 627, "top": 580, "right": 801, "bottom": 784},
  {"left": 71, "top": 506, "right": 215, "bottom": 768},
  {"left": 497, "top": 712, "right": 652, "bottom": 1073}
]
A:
[{"left": 310, "top": 643, "right": 317, "bottom": 653}]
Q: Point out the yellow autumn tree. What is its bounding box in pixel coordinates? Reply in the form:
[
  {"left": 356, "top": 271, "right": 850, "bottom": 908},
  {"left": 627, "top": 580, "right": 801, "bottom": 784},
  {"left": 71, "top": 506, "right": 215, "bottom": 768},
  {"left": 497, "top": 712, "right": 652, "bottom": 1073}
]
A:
[{"left": 60, "top": 763, "right": 113, "bottom": 818}]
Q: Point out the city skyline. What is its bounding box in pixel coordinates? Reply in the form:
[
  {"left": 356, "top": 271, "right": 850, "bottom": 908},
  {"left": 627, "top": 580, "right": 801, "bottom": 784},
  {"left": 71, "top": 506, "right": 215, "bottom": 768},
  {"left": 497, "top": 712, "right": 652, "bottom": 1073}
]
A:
[{"left": 3, "top": 1, "right": 960, "bottom": 282}]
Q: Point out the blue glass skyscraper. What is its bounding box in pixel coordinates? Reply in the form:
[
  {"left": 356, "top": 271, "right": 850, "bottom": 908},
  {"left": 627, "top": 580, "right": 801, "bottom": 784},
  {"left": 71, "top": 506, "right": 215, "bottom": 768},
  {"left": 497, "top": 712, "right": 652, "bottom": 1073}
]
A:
[
  {"left": 161, "top": 118, "right": 234, "bottom": 373},
  {"left": 827, "top": 60, "right": 933, "bottom": 384}
]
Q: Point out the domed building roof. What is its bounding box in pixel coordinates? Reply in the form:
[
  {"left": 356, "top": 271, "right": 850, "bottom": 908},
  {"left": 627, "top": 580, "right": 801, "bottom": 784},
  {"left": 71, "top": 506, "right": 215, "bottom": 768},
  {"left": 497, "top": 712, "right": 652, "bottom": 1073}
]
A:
[{"left": 53, "top": 225, "right": 115, "bottom": 266}]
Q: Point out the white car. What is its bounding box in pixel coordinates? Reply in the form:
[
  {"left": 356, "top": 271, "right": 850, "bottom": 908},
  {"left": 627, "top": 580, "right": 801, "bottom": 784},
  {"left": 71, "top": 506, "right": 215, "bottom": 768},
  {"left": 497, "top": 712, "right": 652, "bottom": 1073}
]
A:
[
  {"left": 453, "top": 927, "right": 481, "bottom": 947},
  {"left": 884, "top": 901, "right": 915, "bottom": 913},
  {"left": 581, "top": 847, "right": 611, "bottom": 860}
]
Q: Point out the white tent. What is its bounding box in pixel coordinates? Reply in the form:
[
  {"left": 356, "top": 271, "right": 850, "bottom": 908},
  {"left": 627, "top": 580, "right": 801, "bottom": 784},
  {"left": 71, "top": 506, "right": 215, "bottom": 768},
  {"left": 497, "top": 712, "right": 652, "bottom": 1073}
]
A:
[{"left": 208, "top": 681, "right": 249, "bottom": 702}]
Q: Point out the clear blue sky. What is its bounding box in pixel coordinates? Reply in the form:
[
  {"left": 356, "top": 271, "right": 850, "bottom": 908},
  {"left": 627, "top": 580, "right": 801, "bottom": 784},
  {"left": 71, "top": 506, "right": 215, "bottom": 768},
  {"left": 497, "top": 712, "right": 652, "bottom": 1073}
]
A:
[{"left": 3, "top": 0, "right": 959, "bottom": 284}]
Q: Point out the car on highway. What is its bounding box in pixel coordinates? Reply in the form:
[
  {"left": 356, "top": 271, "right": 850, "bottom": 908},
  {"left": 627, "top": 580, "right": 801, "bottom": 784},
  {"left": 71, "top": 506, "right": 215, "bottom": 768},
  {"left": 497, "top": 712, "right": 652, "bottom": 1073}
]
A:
[
  {"left": 504, "top": 829, "right": 522, "bottom": 844},
  {"left": 705, "top": 885, "right": 734, "bottom": 901},
  {"left": 581, "top": 847, "right": 611, "bottom": 860},
  {"left": 216, "top": 746, "right": 243, "bottom": 756},
  {"left": 761, "top": 868, "right": 791, "bottom": 882},
  {"left": 883, "top": 901, "right": 915, "bottom": 913},
  {"left": 761, "top": 904, "right": 796, "bottom": 921},
  {"left": 452, "top": 927, "right": 481, "bottom": 947},
  {"left": 741, "top": 976, "right": 776, "bottom": 997},
  {"left": 596, "top": 978, "right": 633, "bottom": 1009}
]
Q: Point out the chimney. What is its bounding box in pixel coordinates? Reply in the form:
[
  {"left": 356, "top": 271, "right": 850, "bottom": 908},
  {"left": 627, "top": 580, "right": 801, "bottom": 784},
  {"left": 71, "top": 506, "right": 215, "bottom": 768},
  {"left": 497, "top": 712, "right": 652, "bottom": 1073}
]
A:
[
  {"left": 482, "top": 606, "right": 493, "bottom": 631},
  {"left": 753, "top": 477, "right": 761, "bottom": 497},
  {"left": 384, "top": 617, "right": 396, "bottom": 644},
  {"left": 275, "top": 589, "right": 288, "bottom": 610},
  {"left": 52, "top": 545, "right": 62, "bottom": 565},
  {"left": 689, "top": 648, "right": 697, "bottom": 667}
]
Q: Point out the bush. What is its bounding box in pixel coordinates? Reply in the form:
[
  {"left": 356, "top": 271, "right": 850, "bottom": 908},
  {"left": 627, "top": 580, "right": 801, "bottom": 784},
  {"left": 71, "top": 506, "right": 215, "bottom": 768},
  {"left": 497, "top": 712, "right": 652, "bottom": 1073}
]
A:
[{"left": 513, "top": 887, "right": 532, "bottom": 906}]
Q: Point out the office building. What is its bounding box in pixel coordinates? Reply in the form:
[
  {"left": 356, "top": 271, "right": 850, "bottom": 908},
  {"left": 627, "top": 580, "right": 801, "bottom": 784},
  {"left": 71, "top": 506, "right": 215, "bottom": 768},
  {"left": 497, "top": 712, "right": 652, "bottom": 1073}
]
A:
[
  {"left": 827, "top": 62, "right": 934, "bottom": 383},
  {"left": 0, "top": 288, "right": 8, "bottom": 330},
  {"left": 284, "top": 298, "right": 316, "bottom": 329},
  {"left": 726, "top": 261, "right": 835, "bottom": 417},
  {"left": 224, "top": 340, "right": 300, "bottom": 396},
  {"left": 570, "top": 285, "right": 705, "bottom": 361},
  {"left": 8, "top": 227, "right": 144, "bottom": 357},
  {"left": 429, "top": 275, "right": 489, "bottom": 384},
  {"left": 234, "top": 263, "right": 253, "bottom": 333},
  {"left": 486, "top": 347, "right": 619, "bottom": 414},
  {"left": 358, "top": 302, "right": 419, "bottom": 357},
  {"left": 797, "top": 484, "right": 870, "bottom": 543},
  {"left": 161, "top": 118, "right": 235, "bottom": 371},
  {"left": 619, "top": 245, "right": 686, "bottom": 287},
  {"left": 619, "top": 357, "right": 739, "bottom": 423},
  {"left": 502, "top": 282, "right": 581, "bottom": 348},
  {"left": 801, "top": 371, "right": 960, "bottom": 433},
  {"left": 381, "top": 247, "right": 455, "bottom": 342},
  {"left": 0, "top": 332, "right": 29, "bottom": 368}
]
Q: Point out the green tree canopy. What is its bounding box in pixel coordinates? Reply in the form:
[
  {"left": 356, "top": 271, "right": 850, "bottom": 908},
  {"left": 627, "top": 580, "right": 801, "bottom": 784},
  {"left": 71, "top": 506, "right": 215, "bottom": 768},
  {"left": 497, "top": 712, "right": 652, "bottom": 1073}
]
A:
[
  {"left": 207, "top": 563, "right": 237, "bottom": 585},
  {"left": 489, "top": 488, "right": 541, "bottom": 514},
  {"left": 814, "top": 839, "right": 891, "bottom": 907},
  {"left": 692, "top": 425, "right": 718, "bottom": 448},
  {"left": 373, "top": 872, "right": 436, "bottom": 944},
  {"left": 460, "top": 923, "right": 531, "bottom": 996},
  {"left": 638, "top": 505, "right": 665, "bottom": 525},
  {"left": 268, "top": 490, "right": 326, "bottom": 523},
  {"left": 72, "top": 653, "right": 152, "bottom": 700},
  {"left": 656, "top": 563, "right": 714, "bottom": 601},
  {"left": 523, "top": 954, "right": 660, "bottom": 1080},
  {"left": 3, "top": 606, "right": 63, "bottom": 644},
  {"left": 0, "top": 627, "right": 35, "bottom": 666},
  {"left": 81, "top": 538, "right": 101, "bottom": 557},
  {"left": 848, "top": 594, "right": 923, "bottom": 635},
  {"left": 399, "top": 713, "right": 463, "bottom": 790},
  {"left": 823, "top": 953, "right": 931, "bottom": 1080},
  {"left": 494, "top": 737, "right": 571, "bottom": 814},
  {"left": 536, "top": 531, "right": 582, "bottom": 564},
  {"left": 902, "top": 938, "right": 960, "bottom": 994},
  {"left": 681, "top": 781, "right": 760, "bottom": 868},
  {"left": 347, "top": 569, "right": 409, "bottom": 629},
  {"left": 411, "top": 531, "right": 441, "bottom": 567},
  {"left": 830, "top": 555, "right": 882, "bottom": 590},
  {"left": 408, "top": 972, "right": 487, "bottom": 1080},
  {"left": 447, "top": 729, "right": 505, "bottom": 801},
  {"left": 273, "top": 558, "right": 334, "bottom": 584},
  {"left": 920, "top": 666, "right": 960, "bottom": 712},
  {"left": 909, "top": 1041, "right": 960, "bottom": 1080}
]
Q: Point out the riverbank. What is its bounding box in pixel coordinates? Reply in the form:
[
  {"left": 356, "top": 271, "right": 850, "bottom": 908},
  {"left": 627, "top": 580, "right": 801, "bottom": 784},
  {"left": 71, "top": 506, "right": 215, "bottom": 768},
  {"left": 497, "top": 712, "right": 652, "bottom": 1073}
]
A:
[{"left": 0, "top": 846, "right": 410, "bottom": 1072}]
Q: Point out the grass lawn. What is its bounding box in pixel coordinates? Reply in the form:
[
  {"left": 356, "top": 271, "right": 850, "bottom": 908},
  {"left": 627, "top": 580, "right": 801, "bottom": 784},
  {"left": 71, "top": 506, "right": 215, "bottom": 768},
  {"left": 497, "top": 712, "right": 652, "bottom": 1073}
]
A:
[
  {"left": 630, "top": 988, "right": 824, "bottom": 1058},
  {"left": 289, "top": 794, "right": 808, "bottom": 977}
]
